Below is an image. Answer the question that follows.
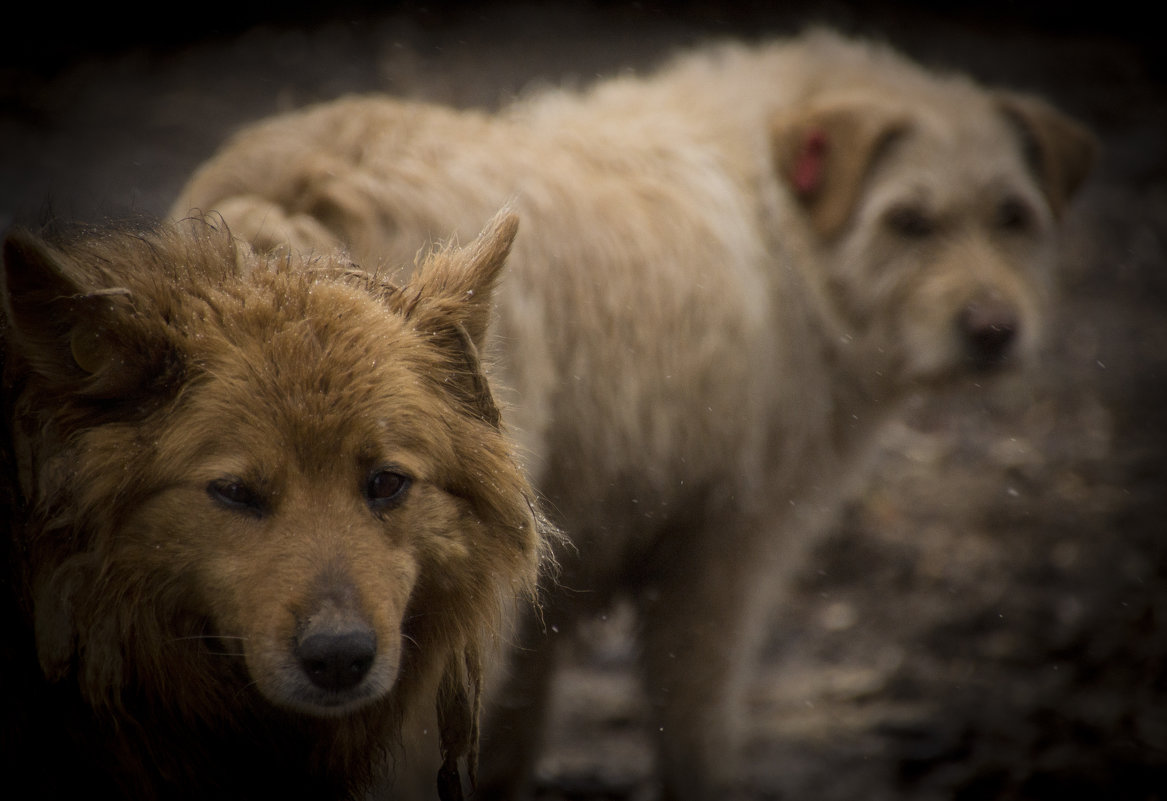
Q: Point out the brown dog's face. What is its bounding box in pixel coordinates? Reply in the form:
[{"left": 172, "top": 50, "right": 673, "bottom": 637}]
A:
[
  {"left": 1, "top": 211, "right": 539, "bottom": 727},
  {"left": 774, "top": 86, "right": 1096, "bottom": 389},
  {"left": 128, "top": 288, "right": 477, "bottom": 716}
]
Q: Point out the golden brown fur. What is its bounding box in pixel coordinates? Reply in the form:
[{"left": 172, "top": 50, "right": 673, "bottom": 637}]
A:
[
  {"left": 171, "top": 29, "right": 1096, "bottom": 800},
  {"left": 0, "top": 211, "right": 545, "bottom": 800}
]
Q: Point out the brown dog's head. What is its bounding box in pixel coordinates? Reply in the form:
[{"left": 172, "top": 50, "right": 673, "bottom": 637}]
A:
[
  {"left": 1, "top": 210, "right": 541, "bottom": 780},
  {"left": 771, "top": 74, "right": 1097, "bottom": 389}
]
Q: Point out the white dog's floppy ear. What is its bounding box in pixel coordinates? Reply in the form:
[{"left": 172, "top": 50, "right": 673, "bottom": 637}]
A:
[
  {"left": 995, "top": 91, "right": 1098, "bottom": 219},
  {"left": 771, "top": 100, "right": 908, "bottom": 238}
]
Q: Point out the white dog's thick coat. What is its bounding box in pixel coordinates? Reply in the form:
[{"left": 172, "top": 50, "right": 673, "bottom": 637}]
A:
[{"left": 173, "top": 30, "right": 1095, "bottom": 800}]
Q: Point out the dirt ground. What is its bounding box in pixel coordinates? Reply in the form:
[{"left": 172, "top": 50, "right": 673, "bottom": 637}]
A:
[{"left": 2, "top": 2, "right": 1165, "bottom": 799}]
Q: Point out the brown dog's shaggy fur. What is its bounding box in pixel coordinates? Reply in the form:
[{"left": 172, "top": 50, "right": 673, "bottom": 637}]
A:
[
  {"left": 0, "top": 212, "right": 546, "bottom": 800},
  {"left": 171, "top": 30, "right": 1097, "bottom": 800}
]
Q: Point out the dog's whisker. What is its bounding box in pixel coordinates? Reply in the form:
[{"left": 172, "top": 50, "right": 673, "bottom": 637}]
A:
[{"left": 168, "top": 634, "right": 248, "bottom": 642}]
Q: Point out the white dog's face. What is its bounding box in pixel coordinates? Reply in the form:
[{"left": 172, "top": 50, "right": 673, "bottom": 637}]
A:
[
  {"left": 836, "top": 107, "right": 1056, "bottom": 380},
  {"left": 773, "top": 86, "right": 1096, "bottom": 390}
]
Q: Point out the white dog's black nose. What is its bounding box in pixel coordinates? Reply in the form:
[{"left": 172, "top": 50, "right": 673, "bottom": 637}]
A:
[{"left": 960, "top": 296, "right": 1018, "bottom": 367}]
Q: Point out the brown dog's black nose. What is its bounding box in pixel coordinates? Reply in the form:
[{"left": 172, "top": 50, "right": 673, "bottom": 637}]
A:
[
  {"left": 296, "top": 628, "right": 377, "bottom": 692},
  {"left": 960, "top": 296, "right": 1018, "bottom": 367}
]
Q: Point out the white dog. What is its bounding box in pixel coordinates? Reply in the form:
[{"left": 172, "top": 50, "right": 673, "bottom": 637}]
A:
[{"left": 173, "top": 29, "right": 1095, "bottom": 800}]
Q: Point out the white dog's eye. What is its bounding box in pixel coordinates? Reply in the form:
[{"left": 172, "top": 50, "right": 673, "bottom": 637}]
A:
[
  {"left": 366, "top": 469, "right": 412, "bottom": 510},
  {"left": 884, "top": 204, "right": 935, "bottom": 238},
  {"left": 994, "top": 196, "right": 1035, "bottom": 233}
]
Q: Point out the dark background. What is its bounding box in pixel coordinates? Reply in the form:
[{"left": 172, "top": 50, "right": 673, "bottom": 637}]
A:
[{"left": 3, "top": 2, "right": 1164, "bottom": 798}]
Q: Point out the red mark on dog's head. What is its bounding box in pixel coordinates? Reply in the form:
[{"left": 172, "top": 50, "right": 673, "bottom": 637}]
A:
[{"left": 792, "top": 128, "right": 828, "bottom": 196}]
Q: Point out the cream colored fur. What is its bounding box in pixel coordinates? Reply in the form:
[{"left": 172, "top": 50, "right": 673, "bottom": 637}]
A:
[{"left": 173, "top": 29, "right": 1095, "bottom": 801}]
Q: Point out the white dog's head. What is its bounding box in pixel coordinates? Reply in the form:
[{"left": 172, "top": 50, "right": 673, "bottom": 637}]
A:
[{"left": 772, "top": 79, "right": 1096, "bottom": 390}]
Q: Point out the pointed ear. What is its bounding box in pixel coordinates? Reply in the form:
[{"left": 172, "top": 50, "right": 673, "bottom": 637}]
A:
[
  {"left": 2, "top": 228, "right": 163, "bottom": 401},
  {"left": 772, "top": 99, "right": 909, "bottom": 238},
  {"left": 995, "top": 91, "right": 1098, "bottom": 218},
  {"left": 404, "top": 209, "right": 519, "bottom": 350},
  {"left": 391, "top": 210, "right": 519, "bottom": 428}
]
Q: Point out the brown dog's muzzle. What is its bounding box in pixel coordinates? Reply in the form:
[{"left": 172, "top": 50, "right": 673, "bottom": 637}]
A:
[
  {"left": 295, "top": 618, "right": 378, "bottom": 692},
  {"left": 284, "top": 570, "right": 394, "bottom": 711}
]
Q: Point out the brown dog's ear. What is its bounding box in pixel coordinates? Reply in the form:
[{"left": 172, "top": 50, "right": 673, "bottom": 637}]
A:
[
  {"left": 393, "top": 210, "right": 520, "bottom": 427},
  {"left": 403, "top": 209, "right": 519, "bottom": 349},
  {"left": 772, "top": 100, "right": 909, "bottom": 238},
  {"left": 2, "top": 229, "right": 153, "bottom": 401},
  {"left": 995, "top": 91, "right": 1098, "bottom": 218}
]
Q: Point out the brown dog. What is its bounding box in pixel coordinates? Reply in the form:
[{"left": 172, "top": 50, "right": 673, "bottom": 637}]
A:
[
  {"left": 171, "top": 29, "right": 1096, "bottom": 800},
  {"left": 0, "top": 211, "right": 546, "bottom": 800}
]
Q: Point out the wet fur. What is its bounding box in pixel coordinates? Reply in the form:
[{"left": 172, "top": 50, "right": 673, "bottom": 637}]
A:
[{"left": 0, "top": 212, "right": 545, "bottom": 800}]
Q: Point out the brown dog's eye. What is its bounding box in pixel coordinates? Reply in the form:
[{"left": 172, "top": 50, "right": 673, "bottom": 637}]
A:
[
  {"left": 207, "top": 479, "right": 264, "bottom": 517},
  {"left": 366, "top": 469, "right": 412, "bottom": 510},
  {"left": 884, "top": 204, "right": 935, "bottom": 238},
  {"left": 995, "top": 196, "right": 1034, "bottom": 232}
]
